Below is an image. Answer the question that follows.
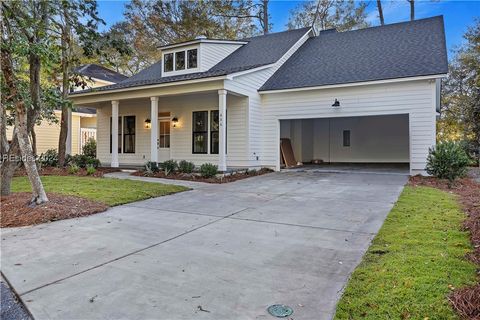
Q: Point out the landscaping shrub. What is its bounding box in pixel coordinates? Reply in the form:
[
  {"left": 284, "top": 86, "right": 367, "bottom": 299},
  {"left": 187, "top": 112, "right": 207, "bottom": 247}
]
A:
[
  {"left": 160, "top": 160, "right": 178, "bottom": 176},
  {"left": 86, "top": 158, "right": 101, "bottom": 168},
  {"left": 86, "top": 165, "right": 96, "bottom": 175},
  {"left": 68, "top": 164, "right": 80, "bottom": 174},
  {"left": 82, "top": 138, "right": 96, "bottom": 158},
  {"left": 39, "top": 149, "right": 58, "bottom": 167},
  {"left": 70, "top": 154, "right": 100, "bottom": 168},
  {"left": 426, "top": 141, "right": 469, "bottom": 183},
  {"left": 178, "top": 160, "right": 195, "bottom": 173},
  {"left": 144, "top": 161, "right": 159, "bottom": 174},
  {"left": 200, "top": 163, "right": 218, "bottom": 178}
]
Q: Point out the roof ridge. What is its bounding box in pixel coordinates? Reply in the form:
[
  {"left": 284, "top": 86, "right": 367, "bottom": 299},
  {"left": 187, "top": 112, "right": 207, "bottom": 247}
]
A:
[
  {"left": 317, "top": 15, "right": 443, "bottom": 36},
  {"left": 242, "top": 27, "right": 311, "bottom": 41}
]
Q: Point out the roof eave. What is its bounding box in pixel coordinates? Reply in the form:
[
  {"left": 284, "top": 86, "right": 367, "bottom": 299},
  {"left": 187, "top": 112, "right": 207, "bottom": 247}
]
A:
[{"left": 259, "top": 73, "right": 448, "bottom": 94}]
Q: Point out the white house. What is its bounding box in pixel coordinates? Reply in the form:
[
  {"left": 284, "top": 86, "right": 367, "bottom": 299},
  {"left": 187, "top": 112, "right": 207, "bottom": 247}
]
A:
[{"left": 70, "top": 16, "right": 448, "bottom": 175}]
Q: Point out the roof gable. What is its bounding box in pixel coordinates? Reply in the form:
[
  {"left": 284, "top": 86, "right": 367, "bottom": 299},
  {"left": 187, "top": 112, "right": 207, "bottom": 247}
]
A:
[{"left": 260, "top": 16, "right": 448, "bottom": 91}]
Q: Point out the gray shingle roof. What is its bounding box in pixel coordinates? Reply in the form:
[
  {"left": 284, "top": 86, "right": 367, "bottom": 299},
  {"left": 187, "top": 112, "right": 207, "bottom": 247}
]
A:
[
  {"left": 260, "top": 16, "right": 448, "bottom": 91},
  {"left": 72, "top": 28, "right": 311, "bottom": 94},
  {"left": 73, "top": 64, "right": 128, "bottom": 83}
]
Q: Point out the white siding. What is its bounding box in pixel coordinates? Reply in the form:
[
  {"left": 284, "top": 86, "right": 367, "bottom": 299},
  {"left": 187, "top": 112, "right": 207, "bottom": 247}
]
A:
[
  {"left": 261, "top": 80, "right": 437, "bottom": 174},
  {"left": 224, "top": 29, "right": 312, "bottom": 167},
  {"left": 95, "top": 93, "right": 249, "bottom": 167},
  {"left": 199, "top": 43, "right": 243, "bottom": 71}
]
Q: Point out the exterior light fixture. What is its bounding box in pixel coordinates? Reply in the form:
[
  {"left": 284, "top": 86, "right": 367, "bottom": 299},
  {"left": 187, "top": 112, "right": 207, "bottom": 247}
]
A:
[
  {"left": 145, "top": 118, "right": 151, "bottom": 129},
  {"left": 332, "top": 99, "right": 340, "bottom": 107},
  {"left": 172, "top": 116, "right": 179, "bottom": 128}
]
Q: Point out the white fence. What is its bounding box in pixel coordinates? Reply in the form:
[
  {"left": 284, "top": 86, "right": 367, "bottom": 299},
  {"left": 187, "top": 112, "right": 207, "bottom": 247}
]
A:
[{"left": 80, "top": 128, "right": 96, "bottom": 152}]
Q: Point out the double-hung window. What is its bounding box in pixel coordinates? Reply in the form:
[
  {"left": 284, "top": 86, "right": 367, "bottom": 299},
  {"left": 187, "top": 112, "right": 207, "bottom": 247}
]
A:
[
  {"left": 164, "top": 53, "right": 174, "bottom": 72},
  {"left": 110, "top": 116, "right": 136, "bottom": 154},
  {"left": 192, "top": 111, "right": 208, "bottom": 154}
]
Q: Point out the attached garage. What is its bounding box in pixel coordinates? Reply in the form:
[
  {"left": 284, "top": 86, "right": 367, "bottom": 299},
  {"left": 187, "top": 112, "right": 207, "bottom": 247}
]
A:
[{"left": 279, "top": 114, "right": 409, "bottom": 166}]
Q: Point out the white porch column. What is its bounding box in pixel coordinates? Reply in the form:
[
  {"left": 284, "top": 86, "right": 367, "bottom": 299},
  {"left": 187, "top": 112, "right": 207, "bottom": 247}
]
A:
[
  {"left": 111, "top": 100, "right": 119, "bottom": 168},
  {"left": 150, "top": 97, "right": 159, "bottom": 163},
  {"left": 218, "top": 89, "right": 227, "bottom": 172},
  {"left": 66, "top": 109, "right": 72, "bottom": 155}
]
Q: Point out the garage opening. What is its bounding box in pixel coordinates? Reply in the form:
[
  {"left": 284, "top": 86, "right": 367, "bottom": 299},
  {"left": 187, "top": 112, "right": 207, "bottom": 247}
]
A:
[{"left": 279, "top": 114, "right": 410, "bottom": 171}]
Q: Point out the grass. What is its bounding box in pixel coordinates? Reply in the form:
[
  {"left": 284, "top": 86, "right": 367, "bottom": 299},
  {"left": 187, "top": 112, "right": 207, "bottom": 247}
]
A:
[
  {"left": 334, "top": 186, "right": 477, "bottom": 320},
  {"left": 11, "top": 176, "right": 188, "bottom": 206}
]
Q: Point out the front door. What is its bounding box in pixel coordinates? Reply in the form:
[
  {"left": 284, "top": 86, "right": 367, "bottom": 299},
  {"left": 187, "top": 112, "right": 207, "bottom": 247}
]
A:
[{"left": 157, "top": 119, "right": 171, "bottom": 162}]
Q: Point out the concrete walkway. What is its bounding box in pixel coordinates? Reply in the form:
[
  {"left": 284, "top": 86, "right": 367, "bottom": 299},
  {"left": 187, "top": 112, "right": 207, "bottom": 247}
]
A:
[{"left": 1, "top": 171, "right": 407, "bottom": 320}]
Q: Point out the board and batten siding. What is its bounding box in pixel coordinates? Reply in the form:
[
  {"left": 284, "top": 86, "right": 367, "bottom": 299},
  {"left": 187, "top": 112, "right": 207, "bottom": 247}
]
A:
[
  {"left": 261, "top": 79, "right": 437, "bottom": 174},
  {"left": 95, "top": 93, "right": 249, "bottom": 167}
]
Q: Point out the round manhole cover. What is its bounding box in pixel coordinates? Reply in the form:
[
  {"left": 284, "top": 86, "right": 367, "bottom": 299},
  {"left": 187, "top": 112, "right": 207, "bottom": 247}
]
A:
[{"left": 267, "top": 304, "right": 293, "bottom": 318}]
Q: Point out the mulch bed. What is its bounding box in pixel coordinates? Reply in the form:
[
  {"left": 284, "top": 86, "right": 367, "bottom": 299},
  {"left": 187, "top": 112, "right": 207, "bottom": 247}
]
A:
[
  {"left": 409, "top": 175, "right": 480, "bottom": 319},
  {"left": 0, "top": 192, "right": 108, "bottom": 228},
  {"left": 13, "top": 166, "right": 120, "bottom": 178},
  {"left": 132, "top": 168, "right": 273, "bottom": 183}
]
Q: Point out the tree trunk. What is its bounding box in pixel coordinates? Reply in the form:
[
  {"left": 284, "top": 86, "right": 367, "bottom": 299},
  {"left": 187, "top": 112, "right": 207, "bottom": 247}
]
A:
[
  {"left": 30, "top": 127, "right": 37, "bottom": 157},
  {"left": 0, "top": 29, "right": 47, "bottom": 202},
  {"left": 15, "top": 100, "right": 48, "bottom": 204},
  {"left": 377, "top": 0, "right": 384, "bottom": 25},
  {"left": 407, "top": 0, "right": 415, "bottom": 21},
  {"left": 0, "top": 103, "right": 8, "bottom": 157},
  {"left": 261, "top": 0, "right": 269, "bottom": 34},
  {"left": 57, "top": 6, "right": 71, "bottom": 167},
  {"left": 0, "top": 134, "right": 21, "bottom": 196}
]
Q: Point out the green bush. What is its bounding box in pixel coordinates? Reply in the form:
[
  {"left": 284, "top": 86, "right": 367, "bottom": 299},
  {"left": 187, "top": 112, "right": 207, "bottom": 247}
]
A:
[
  {"left": 69, "top": 154, "right": 100, "bottom": 168},
  {"left": 200, "top": 163, "right": 218, "bottom": 178},
  {"left": 144, "top": 161, "right": 159, "bottom": 174},
  {"left": 82, "top": 138, "right": 96, "bottom": 158},
  {"left": 178, "top": 160, "right": 195, "bottom": 173},
  {"left": 39, "top": 149, "right": 58, "bottom": 167},
  {"left": 86, "top": 165, "right": 97, "bottom": 175},
  {"left": 160, "top": 160, "right": 178, "bottom": 176},
  {"left": 68, "top": 164, "right": 80, "bottom": 174},
  {"left": 426, "top": 141, "right": 469, "bottom": 183}
]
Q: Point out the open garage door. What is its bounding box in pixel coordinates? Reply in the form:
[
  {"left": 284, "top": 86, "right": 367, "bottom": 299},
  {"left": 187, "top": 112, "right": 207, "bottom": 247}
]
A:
[{"left": 279, "top": 114, "right": 410, "bottom": 169}]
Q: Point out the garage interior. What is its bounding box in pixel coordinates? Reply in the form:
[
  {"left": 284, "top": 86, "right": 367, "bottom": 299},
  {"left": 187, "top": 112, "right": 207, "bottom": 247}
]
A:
[{"left": 280, "top": 114, "right": 410, "bottom": 171}]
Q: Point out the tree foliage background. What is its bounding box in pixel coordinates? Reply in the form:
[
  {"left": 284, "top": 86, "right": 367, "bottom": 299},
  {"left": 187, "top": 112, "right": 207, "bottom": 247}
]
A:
[{"left": 438, "top": 19, "right": 480, "bottom": 162}]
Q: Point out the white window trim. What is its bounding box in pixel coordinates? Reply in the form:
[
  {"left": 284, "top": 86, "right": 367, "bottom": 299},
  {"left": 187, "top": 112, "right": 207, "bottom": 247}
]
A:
[
  {"left": 110, "top": 115, "right": 137, "bottom": 154},
  {"left": 162, "top": 45, "right": 200, "bottom": 76}
]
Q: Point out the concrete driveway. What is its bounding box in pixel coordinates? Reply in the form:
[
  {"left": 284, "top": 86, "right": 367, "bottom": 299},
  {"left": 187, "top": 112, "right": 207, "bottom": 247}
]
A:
[{"left": 1, "top": 171, "right": 407, "bottom": 320}]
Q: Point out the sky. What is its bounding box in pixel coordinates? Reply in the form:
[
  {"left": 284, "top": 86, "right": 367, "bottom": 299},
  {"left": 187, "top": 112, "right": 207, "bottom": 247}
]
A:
[{"left": 97, "top": 0, "right": 480, "bottom": 59}]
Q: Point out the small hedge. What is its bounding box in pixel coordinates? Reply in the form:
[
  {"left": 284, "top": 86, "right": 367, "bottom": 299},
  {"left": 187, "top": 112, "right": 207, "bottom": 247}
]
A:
[
  {"left": 426, "top": 141, "right": 469, "bottom": 183},
  {"left": 178, "top": 160, "right": 195, "bottom": 173},
  {"left": 200, "top": 163, "right": 218, "bottom": 178}
]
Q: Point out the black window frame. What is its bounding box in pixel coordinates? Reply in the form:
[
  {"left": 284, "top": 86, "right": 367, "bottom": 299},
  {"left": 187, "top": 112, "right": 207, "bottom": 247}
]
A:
[
  {"left": 187, "top": 49, "right": 198, "bottom": 69},
  {"left": 164, "top": 53, "right": 174, "bottom": 72},
  {"left": 123, "top": 116, "right": 136, "bottom": 154},
  {"left": 210, "top": 110, "right": 219, "bottom": 154},
  {"left": 343, "top": 130, "right": 351, "bottom": 147},
  {"left": 110, "top": 117, "right": 122, "bottom": 154},
  {"left": 175, "top": 51, "right": 185, "bottom": 70},
  {"left": 192, "top": 111, "right": 208, "bottom": 154}
]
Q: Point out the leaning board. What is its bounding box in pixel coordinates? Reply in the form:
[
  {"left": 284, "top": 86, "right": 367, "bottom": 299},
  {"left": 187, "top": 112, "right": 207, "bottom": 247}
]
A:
[{"left": 280, "top": 138, "right": 297, "bottom": 167}]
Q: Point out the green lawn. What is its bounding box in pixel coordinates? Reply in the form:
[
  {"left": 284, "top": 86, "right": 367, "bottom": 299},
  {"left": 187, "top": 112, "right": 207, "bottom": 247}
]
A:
[
  {"left": 12, "top": 176, "right": 188, "bottom": 206},
  {"left": 335, "top": 186, "right": 477, "bottom": 320}
]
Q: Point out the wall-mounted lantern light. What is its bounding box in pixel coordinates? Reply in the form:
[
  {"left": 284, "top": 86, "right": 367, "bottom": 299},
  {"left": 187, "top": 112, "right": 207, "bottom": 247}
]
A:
[
  {"left": 144, "top": 118, "right": 151, "bottom": 129},
  {"left": 172, "top": 116, "right": 179, "bottom": 128},
  {"left": 332, "top": 99, "right": 340, "bottom": 107}
]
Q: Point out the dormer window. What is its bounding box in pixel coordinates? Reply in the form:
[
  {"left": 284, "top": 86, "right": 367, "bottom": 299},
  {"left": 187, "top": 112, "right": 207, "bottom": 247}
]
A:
[
  {"left": 164, "top": 53, "right": 174, "bottom": 72},
  {"left": 164, "top": 48, "right": 199, "bottom": 73},
  {"left": 187, "top": 49, "right": 198, "bottom": 69},
  {"left": 175, "top": 51, "right": 185, "bottom": 70}
]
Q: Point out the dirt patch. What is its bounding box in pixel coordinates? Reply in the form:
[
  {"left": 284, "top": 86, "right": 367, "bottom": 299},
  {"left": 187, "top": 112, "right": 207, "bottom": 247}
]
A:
[
  {"left": 409, "top": 175, "right": 480, "bottom": 319},
  {"left": 0, "top": 193, "right": 108, "bottom": 228},
  {"left": 13, "top": 166, "right": 120, "bottom": 178},
  {"left": 132, "top": 168, "right": 273, "bottom": 183}
]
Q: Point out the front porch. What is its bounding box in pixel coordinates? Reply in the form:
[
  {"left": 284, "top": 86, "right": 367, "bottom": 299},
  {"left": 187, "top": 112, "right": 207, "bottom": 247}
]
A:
[{"left": 73, "top": 86, "right": 250, "bottom": 171}]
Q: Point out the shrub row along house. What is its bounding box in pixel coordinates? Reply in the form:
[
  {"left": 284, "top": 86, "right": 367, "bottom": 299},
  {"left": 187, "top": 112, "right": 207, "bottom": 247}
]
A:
[
  {"left": 70, "top": 16, "right": 448, "bottom": 175},
  {"left": 6, "top": 64, "right": 126, "bottom": 155}
]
